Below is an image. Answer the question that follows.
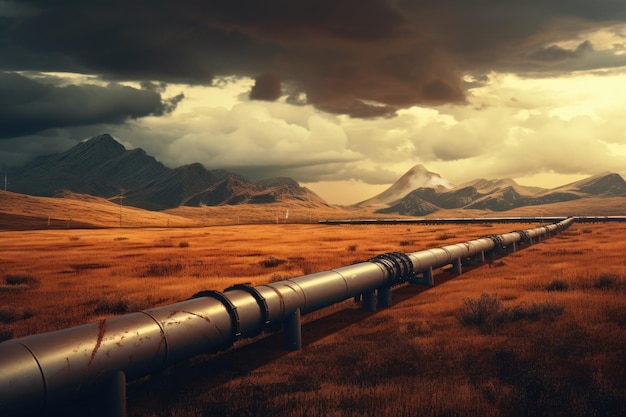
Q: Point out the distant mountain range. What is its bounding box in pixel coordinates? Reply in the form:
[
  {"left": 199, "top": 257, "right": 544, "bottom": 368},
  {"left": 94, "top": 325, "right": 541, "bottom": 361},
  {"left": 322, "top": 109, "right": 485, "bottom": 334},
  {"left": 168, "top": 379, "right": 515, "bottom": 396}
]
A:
[
  {"left": 362, "top": 165, "right": 626, "bottom": 215},
  {"left": 7, "top": 134, "right": 329, "bottom": 210},
  {"left": 6, "top": 134, "right": 626, "bottom": 213}
]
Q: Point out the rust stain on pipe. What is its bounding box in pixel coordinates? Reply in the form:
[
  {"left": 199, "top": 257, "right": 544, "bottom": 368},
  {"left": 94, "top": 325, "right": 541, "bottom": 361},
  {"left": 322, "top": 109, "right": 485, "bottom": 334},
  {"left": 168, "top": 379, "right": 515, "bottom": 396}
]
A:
[{"left": 88, "top": 320, "right": 107, "bottom": 370}]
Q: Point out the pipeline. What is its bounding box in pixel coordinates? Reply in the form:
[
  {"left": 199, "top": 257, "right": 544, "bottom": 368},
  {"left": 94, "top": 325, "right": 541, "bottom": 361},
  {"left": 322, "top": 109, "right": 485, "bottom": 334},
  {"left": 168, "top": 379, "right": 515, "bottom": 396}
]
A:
[
  {"left": 0, "top": 217, "right": 574, "bottom": 415},
  {"left": 318, "top": 216, "right": 626, "bottom": 225}
]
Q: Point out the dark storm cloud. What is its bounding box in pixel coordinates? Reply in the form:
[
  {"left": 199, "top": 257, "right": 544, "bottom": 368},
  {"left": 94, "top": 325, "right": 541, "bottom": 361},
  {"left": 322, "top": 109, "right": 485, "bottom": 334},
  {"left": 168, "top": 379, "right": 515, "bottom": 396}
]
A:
[
  {"left": 2, "top": 0, "right": 626, "bottom": 119},
  {"left": 0, "top": 72, "right": 183, "bottom": 139},
  {"left": 0, "top": 1, "right": 37, "bottom": 17},
  {"left": 250, "top": 73, "right": 282, "bottom": 101},
  {"left": 527, "top": 41, "right": 594, "bottom": 62}
]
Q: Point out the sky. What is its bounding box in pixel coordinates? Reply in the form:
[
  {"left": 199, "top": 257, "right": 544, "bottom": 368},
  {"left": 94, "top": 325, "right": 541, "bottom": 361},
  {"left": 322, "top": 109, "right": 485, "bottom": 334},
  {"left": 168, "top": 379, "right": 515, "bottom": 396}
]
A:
[{"left": 1, "top": 1, "right": 626, "bottom": 204}]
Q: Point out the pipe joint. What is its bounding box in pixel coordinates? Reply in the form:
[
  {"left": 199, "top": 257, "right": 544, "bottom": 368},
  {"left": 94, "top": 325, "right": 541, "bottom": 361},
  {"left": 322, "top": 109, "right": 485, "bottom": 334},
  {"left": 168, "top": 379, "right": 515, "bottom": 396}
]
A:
[
  {"left": 224, "top": 284, "right": 271, "bottom": 328},
  {"left": 483, "top": 234, "right": 504, "bottom": 254},
  {"left": 514, "top": 230, "right": 530, "bottom": 244},
  {"left": 191, "top": 290, "right": 241, "bottom": 341},
  {"left": 369, "top": 252, "right": 414, "bottom": 286}
]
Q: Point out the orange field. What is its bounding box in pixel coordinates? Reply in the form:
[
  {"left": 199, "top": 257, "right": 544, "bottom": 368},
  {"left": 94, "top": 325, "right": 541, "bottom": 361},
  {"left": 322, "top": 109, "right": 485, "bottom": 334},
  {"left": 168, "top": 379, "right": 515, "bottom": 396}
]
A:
[{"left": 1, "top": 221, "right": 625, "bottom": 416}]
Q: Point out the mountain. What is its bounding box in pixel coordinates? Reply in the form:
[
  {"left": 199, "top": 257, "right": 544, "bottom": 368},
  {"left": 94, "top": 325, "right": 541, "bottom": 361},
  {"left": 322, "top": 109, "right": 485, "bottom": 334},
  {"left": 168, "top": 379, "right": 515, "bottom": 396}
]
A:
[
  {"left": 8, "top": 134, "right": 329, "bottom": 210},
  {"left": 375, "top": 190, "right": 440, "bottom": 216},
  {"left": 355, "top": 164, "right": 451, "bottom": 207},
  {"left": 255, "top": 177, "right": 329, "bottom": 206},
  {"left": 375, "top": 171, "right": 626, "bottom": 215},
  {"left": 9, "top": 134, "right": 167, "bottom": 202},
  {"left": 9, "top": 134, "right": 625, "bottom": 215},
  {"left": 183, "top": 176, "right": 327, "bottom": 207},
  {"left": 547, "top": 172, "right": 626, "bottom": 197}
]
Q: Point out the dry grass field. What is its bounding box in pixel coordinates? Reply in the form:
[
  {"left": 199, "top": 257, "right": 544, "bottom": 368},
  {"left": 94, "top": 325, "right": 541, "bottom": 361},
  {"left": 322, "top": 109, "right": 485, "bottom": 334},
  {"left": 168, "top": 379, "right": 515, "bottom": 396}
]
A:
[
  {"left": 0, "top": 222, "right": 518, "bottom": 339},
  {"left": 1, "top": 191, "right": 626, "bottom": 416},
  {"left": 1, "top": 217, "right": 625, "bottom": 416},
  {"left": 0, "top": 190, "right": 198, "bottom": 230}
]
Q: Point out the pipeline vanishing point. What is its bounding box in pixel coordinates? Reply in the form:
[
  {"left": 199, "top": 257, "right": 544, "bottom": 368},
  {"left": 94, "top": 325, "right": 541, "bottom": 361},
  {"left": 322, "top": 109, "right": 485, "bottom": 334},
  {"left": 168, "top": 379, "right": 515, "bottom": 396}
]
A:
[{"left": 0, "top": 217, "right": 575, "bottom": 415}]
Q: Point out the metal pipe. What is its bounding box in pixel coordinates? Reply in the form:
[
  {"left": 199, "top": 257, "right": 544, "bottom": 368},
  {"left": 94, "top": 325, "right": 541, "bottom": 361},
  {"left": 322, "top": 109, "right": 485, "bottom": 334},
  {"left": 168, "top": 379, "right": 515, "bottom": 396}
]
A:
[{"left": 0, "top": 217, "right": 574, "bottom": 415}]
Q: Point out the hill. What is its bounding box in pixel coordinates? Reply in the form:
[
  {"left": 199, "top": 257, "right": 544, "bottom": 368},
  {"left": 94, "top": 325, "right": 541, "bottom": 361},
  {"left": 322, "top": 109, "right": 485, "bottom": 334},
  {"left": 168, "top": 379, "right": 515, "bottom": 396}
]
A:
[
  {"left": 0, "top": 190, "right": 198, "bottom": 230},
  {"left": 7, "top": 134, "right": 330, "bottom": 211},
  {"left": 5, "top": 134, "right": 626, "bottom": 217},
  {"left": 0, "top": 188, "right": 391, "bottom": 229},
  {"left": 375, "top": 169, "right": 626, "bottom": 215}
]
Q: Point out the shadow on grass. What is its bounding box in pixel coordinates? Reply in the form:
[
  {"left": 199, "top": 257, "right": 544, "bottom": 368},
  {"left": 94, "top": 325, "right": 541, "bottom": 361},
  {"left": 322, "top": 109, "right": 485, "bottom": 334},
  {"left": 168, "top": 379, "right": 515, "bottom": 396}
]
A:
[{"left": 60, "top": 263, "right": 485, "bottom": 416}]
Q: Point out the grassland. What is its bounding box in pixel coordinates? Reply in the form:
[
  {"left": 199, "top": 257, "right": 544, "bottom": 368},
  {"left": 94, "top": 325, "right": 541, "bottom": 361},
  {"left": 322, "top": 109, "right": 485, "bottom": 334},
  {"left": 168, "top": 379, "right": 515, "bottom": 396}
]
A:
[
  {"left": 0, "top": 222, "right": 518, "bottom": 338},
  {"left": 1, "top": 219, "right": 625, "bottom": 416}
]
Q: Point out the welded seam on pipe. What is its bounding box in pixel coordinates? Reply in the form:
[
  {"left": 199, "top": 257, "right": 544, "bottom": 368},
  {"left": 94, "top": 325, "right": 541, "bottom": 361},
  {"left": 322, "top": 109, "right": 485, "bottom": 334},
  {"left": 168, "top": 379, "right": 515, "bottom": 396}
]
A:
[
  {"left": 225, "top": 284, "right": 271, "bottom": 327},
  {"left": 0, "top": 217, "right": 575, "bottom": 415}
]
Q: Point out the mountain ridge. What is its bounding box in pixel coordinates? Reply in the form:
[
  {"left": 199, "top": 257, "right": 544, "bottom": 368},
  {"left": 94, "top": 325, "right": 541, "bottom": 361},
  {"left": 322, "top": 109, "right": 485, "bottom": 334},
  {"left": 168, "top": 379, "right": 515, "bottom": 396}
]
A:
[
  {"left": 8, "top": 134, "right": 330, "bottom": 210},
  {"left": 6, "top": 133, "right": 626, "bottom": 214},
  {"left": 375, "top": 168, "right": 626, "bottom": 215}
]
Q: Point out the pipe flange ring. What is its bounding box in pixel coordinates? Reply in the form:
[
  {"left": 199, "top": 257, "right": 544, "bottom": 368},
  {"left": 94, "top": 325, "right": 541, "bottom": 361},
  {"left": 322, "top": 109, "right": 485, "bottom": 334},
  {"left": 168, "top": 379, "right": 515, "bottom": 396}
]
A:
[
  {"left": 190, "top": 290, "right": 241, "bottom": 343},
  {"left": 224, "top": 284, "right": 271, "bottom": 328}
]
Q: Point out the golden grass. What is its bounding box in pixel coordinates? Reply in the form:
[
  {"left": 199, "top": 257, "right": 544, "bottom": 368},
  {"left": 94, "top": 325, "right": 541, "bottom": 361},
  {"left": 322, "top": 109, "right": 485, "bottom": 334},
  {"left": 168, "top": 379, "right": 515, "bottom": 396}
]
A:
[
  {"left": 121, "top": 222, "right": 622, "bottom": 417},
  {"left": 0, "top": 222, "right": 521, "bottom": 338},
  {"left": 0, "top": 190, "right": 198, "bottom": 229},
  {"left": 1, "top": 208, "right": 625, "bottom": 415}
]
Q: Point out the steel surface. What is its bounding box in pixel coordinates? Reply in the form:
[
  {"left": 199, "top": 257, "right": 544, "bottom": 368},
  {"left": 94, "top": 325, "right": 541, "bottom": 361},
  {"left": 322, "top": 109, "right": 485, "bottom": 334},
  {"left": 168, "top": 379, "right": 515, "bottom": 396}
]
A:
[{"left": 0, "top": 218, "right": 574, "bottom": 415}]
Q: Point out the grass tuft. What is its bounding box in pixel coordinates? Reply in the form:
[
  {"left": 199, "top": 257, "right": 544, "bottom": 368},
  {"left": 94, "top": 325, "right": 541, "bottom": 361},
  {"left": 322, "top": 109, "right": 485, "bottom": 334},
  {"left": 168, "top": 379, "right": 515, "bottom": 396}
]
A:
[
  {"left": 457, "top": 294, "right": 565, "bottom": 331},
  {"left": 94, "top": 297, "right": 133, "bottom": 315},
  {"left": 457, "top": 293, "right": 501, "bottom": 327},
  {"left": 0, "top": 305, "right": 34, "bottom": 323},
  {"left": 505, "top": 301, "right": 564, "bottom": 322},
  {"left": 593, "top": 273, "right": 623, "bottom": 290},
  {"left": 0, "top": 274, "right": 40, "bottom": 293},
  {"left": 437, "top": 232, "right": 456, "bottom": 240},
  {"left": 260, "top": 256, "right": 288, "bottom": 268},
  {"left": 140, "top": 262, "right": 184, "bottom": 277},
  {"left": 545, "top": 279, "right": 569, "bottom": 292}
]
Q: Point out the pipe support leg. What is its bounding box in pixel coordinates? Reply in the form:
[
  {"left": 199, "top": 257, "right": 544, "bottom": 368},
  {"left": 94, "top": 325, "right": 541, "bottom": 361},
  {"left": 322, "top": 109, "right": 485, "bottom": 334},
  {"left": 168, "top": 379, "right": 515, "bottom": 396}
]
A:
[
  {"left": 103, "top": 370, "right": 126, "bottom": 417},
  {"left": 377, "top": 287, "right": 392, "bottom": 308},
  {"left": 424, "top": 267, "right": 434, "bottom": 286},
  {"left": 452, "top": 258, "right": 462, "bottom": 274},
  {"left": 362, "top": 290, "right": 376, "bottom": 312},
  {"left": 284, "top": 308, "right": 302, "bottom": 351}
]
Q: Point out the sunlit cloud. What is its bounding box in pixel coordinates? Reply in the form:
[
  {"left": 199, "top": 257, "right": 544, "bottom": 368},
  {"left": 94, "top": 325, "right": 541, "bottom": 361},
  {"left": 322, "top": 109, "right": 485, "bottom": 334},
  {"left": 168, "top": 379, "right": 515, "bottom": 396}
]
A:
[{"left": 2, "top": 2, "right": 626, "bottom": 204}]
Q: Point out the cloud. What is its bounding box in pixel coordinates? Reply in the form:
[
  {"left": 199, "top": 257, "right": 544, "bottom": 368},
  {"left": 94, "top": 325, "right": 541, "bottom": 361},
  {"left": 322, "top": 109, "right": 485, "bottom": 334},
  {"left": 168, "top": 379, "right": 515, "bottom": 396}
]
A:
[
  {"left": 161, "top": 101, "right": 362, "bottom": 179},
  {"left": 3, "top": 1, "right": 625, "bottom": 120},
  {"left": 249, "top": 73, "right": 282, "bottom": 101},
  {"left": 526, "top": 41, "right": 594, "bottom": 62},
  {"left": 0, "top": 0, "right": 39, "bottom": 18},
  {"left": 0, "top": 72, "right": 183, "bottom": 139},
  {"left": 1, "top": 71, "right": 625, "bottom": 204},
  {"left": 1, "top": 3, "right": 626, "bottom": 203}
]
